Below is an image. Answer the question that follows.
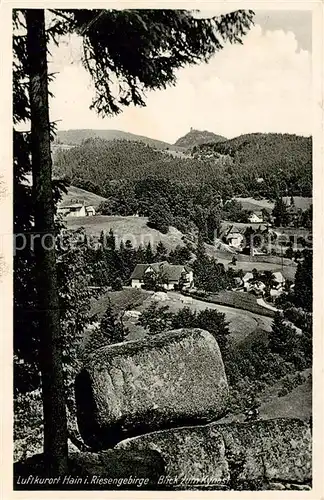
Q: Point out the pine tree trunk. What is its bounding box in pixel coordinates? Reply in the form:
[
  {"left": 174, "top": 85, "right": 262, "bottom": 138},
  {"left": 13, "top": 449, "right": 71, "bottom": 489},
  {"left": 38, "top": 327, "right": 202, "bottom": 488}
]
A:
[{"left": 26, "top": 9, "right": 68, "bottom": 475}]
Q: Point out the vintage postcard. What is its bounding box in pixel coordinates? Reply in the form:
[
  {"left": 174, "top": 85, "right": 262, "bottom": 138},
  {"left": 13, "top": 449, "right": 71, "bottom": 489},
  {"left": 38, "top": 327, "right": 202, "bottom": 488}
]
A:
[{"left": 0, "top": 0, "right": 323, "bottom": 498}]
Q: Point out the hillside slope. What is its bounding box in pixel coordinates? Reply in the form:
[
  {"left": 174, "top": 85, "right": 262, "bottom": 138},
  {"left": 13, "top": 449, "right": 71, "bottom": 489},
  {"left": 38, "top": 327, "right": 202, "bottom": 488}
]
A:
[
  {"left": 53, "top": 137, "right": 211, "bottom": 187},
  {"left": 58, "top": 185, "right": 107, "bottom": 208},
  {"left": 66, "top": 215, "right": 187, "bottom": 250},
  {"left": 175, "top": 129, "right": 226, "bottom": 149}
]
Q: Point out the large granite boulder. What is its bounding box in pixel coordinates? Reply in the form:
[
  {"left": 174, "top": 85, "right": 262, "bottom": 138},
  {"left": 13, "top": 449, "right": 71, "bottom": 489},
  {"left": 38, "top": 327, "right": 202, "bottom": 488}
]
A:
[
  {"left": 75, "top": 328, "right": 228, "bottom": 449},
  {"left": 116, "top": 418, "right": 312, "bottom": 490}
]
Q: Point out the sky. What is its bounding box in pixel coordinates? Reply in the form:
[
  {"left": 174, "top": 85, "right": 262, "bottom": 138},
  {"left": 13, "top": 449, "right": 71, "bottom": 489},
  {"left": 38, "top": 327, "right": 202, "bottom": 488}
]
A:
[{"left": 48, "top": 9, "right": 312, "bottom": 144}]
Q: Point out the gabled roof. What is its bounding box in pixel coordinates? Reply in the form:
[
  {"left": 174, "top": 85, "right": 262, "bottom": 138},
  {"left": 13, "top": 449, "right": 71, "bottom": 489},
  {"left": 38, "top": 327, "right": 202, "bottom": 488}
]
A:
[
  {"left": 273, "top": 271, "right": 285, "bottom": 283},
  {"left": 130, "top": 264, "right": 152, "bottom": 280},
  {"left": 130, "top": 262, "right": 167, "bottom": 280},
  {"left": 226, "top": 229, "right": 244, "bottom": 238},
  {"left": 249, "top": 211, "right": 263, "bottom": 217},
  {"left": 161, "top": 263, "right": 188, "bottom": 282},
  {"left": 62, "top": 203, "right": 84, "bottom": 209},
  {"left": 130, "top": 262, "right": 190, "bottom": 282}
]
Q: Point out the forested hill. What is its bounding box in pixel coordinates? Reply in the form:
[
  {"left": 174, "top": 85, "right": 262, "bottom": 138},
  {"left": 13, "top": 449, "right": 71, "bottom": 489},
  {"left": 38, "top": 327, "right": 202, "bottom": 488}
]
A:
[
  {"left": 55, "top": 129, "right": 173, "bottom": 150},
  {"left": 53, "top": 133, "right": 312, "bottom": 199},
  {"left": 193, "top": 133, "right": 312, "bottom": 197},
  {"left": 175, "top": 129, "right": 227, "bottom": 148}
]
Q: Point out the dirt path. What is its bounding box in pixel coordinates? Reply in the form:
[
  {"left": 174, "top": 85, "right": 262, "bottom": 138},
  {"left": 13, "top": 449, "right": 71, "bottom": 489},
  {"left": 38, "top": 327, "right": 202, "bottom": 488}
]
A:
[
  {"left": 165, "top": 291, "right": 273, "bottom": 343},
  {"left": 124, "top": 290, "right": 273, "bottom": 344}
]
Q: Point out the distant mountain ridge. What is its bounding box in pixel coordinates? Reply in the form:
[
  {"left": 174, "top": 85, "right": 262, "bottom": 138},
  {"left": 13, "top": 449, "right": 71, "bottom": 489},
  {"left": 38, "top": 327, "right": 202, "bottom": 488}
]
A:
[
  {"left": 55, "top": 129, "right": 174, "bottom": 150},
  {"left": 175, "top": 128, "right": 227, "bottom": 148},
  {"left": 55, "top": 128, "right": 227, "bottom": 151}
]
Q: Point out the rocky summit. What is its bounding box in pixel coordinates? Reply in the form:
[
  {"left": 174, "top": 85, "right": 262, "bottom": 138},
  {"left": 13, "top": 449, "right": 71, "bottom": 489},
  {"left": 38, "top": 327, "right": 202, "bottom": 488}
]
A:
[{"left": 75, "top": 328, "right": 229, "bottom": 449}]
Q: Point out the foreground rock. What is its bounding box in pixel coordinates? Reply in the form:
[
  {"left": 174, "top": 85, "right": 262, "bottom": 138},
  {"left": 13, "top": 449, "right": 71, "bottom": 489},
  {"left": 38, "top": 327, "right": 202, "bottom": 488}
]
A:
[
  {"left": 75, "top": 328, "right": 228, "bottom": 449},
  {"left": 116, "top": 418, "right": 312, "bottom": 490}
]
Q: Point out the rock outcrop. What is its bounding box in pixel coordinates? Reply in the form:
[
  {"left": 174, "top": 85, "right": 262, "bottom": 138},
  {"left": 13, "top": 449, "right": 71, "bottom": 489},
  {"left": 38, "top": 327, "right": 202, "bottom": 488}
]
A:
[
  {"left": 75, "top": 328, "right": 229, "bottom": 449},
  {"left": 116, "top": 418, "right": 312, "bottom": 490}
]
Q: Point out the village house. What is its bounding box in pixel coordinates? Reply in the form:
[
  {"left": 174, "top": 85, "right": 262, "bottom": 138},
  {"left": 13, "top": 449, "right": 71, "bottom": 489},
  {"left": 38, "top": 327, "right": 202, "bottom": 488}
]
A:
[
  {"left": 57, "top": 202, "right": 96, "bottom": 218},
  {"left": 248, "top": 211, "right": 263, "bottom": 223},
  {"left": 224, "top": 226, "right": 245, "bottom": 250},
  {"left": 85, "top": 205, "right": 96, "bottom": 216},
  {"left": 130, "top": 261, "right": 194, "bottom": 290},
  {"left": 242, "top": 270, "right": 286, "bottom": 296},
  {"left": 270, "top": 271, "right": 286, "bottom": 297},
  {"left": 242, "top": 272, "right": 265, "bottom": 295}
]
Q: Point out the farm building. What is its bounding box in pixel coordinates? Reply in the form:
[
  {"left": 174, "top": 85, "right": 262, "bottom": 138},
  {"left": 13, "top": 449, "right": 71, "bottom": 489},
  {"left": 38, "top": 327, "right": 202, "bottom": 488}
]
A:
[
  {"left": 248, "top": 211, "right": 263, "bottom": 223},
  {"left": 223, "top": 226, "right": 245, "bottom": 250},
  {"left": 242, "top": 270, "right": 286, "bottom": 296},
  {"left": 57, "top": 202, "right": 96, "bottom": 218},
  {"left": 270, "top": 271, "right": 286, "bottom": 297},
  {"left": 242, "top": 272, "right": 265, "bottom": 294},
  {"left": 85, "top": 205, "right": 96, "bottom": 216},
  {"left": 131, "top": 262, "right": 194, "bottom": 290}
]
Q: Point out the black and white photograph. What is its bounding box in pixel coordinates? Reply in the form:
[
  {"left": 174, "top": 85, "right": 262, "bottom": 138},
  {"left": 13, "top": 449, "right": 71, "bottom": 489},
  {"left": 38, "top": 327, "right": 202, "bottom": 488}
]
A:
[{"left": 0, "top": 2, "right": 321, "bottom": 494}]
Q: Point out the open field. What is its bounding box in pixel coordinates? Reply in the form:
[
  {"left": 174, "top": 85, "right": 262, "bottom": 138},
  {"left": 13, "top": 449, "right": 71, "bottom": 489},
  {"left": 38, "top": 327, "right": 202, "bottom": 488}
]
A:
[
  {"left": 233, "top": 196, "right": 312, "bottom": 212},
  {"left": 58, "top": 185, "right": 107, "bottom": 208},
  {"left": 92, "top": 288, "right": 273, "bottom": 345},
  {"left": 233, "top": 197, "right": 274, "bottom": 212},
  {"left": 212, "top": 249, "right": 295, "bottom": 266},
  {"left": 207, "top": 250, "right": 297, "bottom": 281},
  {"left": 90, "top": 288, "right": 152, "bottom": 318},
  {"left": 66, "top": 215, "right": 186, "bottom": 250},
  {"left": 200, "top": 290, "right": 276, "bottom": 318},
  {"left": 282, "top": 196, "right": 312, "bottom": 210},
  {"left": 258, "top": 369, "right": 312, "bottom": 421}
]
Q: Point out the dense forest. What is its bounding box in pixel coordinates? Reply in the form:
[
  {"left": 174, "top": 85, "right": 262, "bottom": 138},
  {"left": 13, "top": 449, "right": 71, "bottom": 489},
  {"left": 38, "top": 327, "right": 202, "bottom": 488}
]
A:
[
  {"left": 194, "top": 133, "right": 312, "bottom": 198},
  {"left": 53, "top": 132, "right": 312, "bottom": 201}
]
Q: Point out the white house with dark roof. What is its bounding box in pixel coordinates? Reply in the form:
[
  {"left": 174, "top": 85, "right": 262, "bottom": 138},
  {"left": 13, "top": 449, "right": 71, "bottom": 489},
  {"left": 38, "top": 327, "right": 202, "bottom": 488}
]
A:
[
  {"left": 57, "top": 201, "right": 96, "bottom": 218},
  {"left": 130, "top": 262, "right": 194, "bottom": 290},
  {"left": 224, "top": 225, "right": 245, "bottom": 249},
  {"left": 57, "top": 203, "right": 87, "bottom": 218},
  {"left": 248, "top": 211, "right": 263, "bottom": 223}
]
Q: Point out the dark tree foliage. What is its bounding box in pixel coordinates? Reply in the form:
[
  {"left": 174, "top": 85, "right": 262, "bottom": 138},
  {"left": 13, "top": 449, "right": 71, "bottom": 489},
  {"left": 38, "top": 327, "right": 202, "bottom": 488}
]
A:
[
  {"left": 272, "top": 197, "right": 290, "bottom": 227},
  {"left": 57, "top": 9, "right": 254, "bottom": 116},
  {"left": 54, "top": 131, "right": 312, "bottom": 203},
  {"left": 147, "top": 208, "right": 172, "bottom": 234},
  {"left": 138, "top": 302, "right": 173, "bottom": 334},
  {"left": 294, "top": 249, "right": 312, "bottom": 311},
  {"left": 168, "top": 245, "right": 192, "bottom": 265},
  {"left": 269, "top": 312, "right": 295, "bottom": 356},
  {"left": 222, "top": 199, "right": 249, "bottom": 223},
  {"left": 138, "top": 303, "right": 230, "bottom": 355},
  {"left": 100, "top": 302, "right": 128, "bottom": 344},
  {"left": 195, "top": 133, "right": 312, "bottom": 198},
  {"left": 192, "top": 234, "right": 230, "bottom": 293},
  {"left": 155, "top": 241, "right": 168, "bottom": 262}
]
